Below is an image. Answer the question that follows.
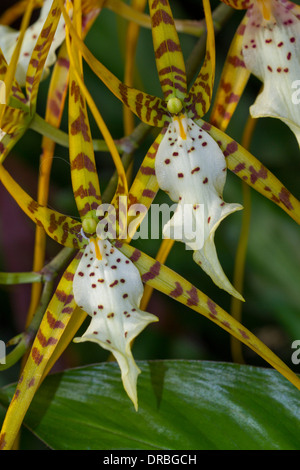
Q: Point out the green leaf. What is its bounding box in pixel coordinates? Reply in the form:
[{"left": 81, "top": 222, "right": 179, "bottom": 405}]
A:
[{"left": 0, "top": 360, "right": 299, "bottom": 450}]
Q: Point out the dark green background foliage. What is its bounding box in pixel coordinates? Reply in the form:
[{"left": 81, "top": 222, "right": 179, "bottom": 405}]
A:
[{"left": 1, "top": 361, "right": 299, "bottom": 450}]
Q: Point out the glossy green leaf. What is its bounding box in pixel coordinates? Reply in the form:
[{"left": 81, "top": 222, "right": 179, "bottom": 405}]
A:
[{"left": 0, "top": 360, "right": 299, "bottom": 450}]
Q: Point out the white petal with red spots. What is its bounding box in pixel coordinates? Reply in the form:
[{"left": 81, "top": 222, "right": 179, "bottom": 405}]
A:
[
  {"left": 243, "top": 0, "right": 300, "bottom": 145},
  {"left": 73, "top": 238, "right": 158, "bottom": 410},
  {"left": 155, "top": 114, "right": 243, "bottom": 300}
]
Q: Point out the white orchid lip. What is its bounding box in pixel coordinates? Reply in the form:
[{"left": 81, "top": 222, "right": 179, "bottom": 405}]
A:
[
  {"left": 73, "top": 237, "right": 158, "bottom": 410},
  {"left": 155, "top": 113, "right": 243, "bottom": 300},
  {"left": 242, "top": 0, "right": 300, "bottom": 145},
  {"left": 0, "top": 0, "right": 66, "bottom": 87}
]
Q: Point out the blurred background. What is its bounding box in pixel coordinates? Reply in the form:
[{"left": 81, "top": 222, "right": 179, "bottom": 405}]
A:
[{"left": 0, "top": 0, "right": 299, "bottom": 418}]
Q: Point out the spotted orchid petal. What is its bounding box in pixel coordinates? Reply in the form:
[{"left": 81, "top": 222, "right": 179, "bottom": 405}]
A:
[
  {"left": 145, "top": 1, "right": 242, "bottom": 298},
  {"left": 155, "top": 114, "right": 243, "bottom": 299},
  {"left": 73, "top": 238, "right": 158, "bottom": 410},
  {"left": 242, "top": 0, "right": 300, "bottom": 145},
  {"left": 0, "top": 0, "right": 66, "bottom": 87}
]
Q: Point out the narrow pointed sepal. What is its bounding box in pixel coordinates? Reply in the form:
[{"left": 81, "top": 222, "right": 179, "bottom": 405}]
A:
[
  {"left": 185, "top": 0, "right": 216, "bottom": 119},
  {"left": 192, "top": 225, "right": 244, "bottom": 301},
  {"left": 73, "top": 238, "right": 158, "bottom": 409},
  {"left": 148, "top": 0, "right": 187, "bottom": 101},
  {"left": 242, "top": 0, "right": 300, "bottom": 145},
  {"left": 0, "top": 164, "right": 83, "bottom": 248},
  {"left": 124, "top": 129, "right": 165, "bottom": 242},
  {"left": 220, "top": 0, "right": 252, "bottom": 9},
  {"left": 195, "top": 118, "right": 300, "bottom": 224},
  {"left": 162, "top": 198, "right": 243, "bottom": 300},
  {"left": 0, "top": 257, "right": 80, "bottom": 450},
  {"left": 58, "top": 0, "right": 168, "bottom": 127},
  {"left": 155, "top": 114, "right": 243, "bottom": 299},
  {"left": 209, "top": 13, "right": 250, "bottom": 131}
]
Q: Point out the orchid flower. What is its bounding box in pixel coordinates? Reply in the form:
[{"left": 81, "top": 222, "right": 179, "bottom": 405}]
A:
[
  {"left": 1, "top": 134, "right": 300, "bottom": 447},
  {"left": 73, "top": 237, "right": 157, "bottom": 406},
  {"left": 155, "top": 112, "right": 243, "bottom": 299},
  {"left": 0, "top": 0, "right": 67, "bottom": 163},
  {"left": 210, "top": 0, "right": 300, "bottom": 144},
  {"left": 58, "top": 0, "right": 300, "bottom": 299},
  {"left": 0, "top": 1, "right": 157, "bottom": 432}
]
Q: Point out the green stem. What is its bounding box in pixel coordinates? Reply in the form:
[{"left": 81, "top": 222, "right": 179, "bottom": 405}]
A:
[
  {"left": 211, "top": 3, "right": 235, "bottom": 33},
  {"left": 186, "top": 4, "right": 234, "bottom": 85},
  {"left": 105, "top": 0, "right": 232, "bottom": 37},
  {"left": 0, "top": 248, "right": 75, "bottom": 285},
  {"left": 102, "top": 122, "right": 153, "bottom": 203},
  {"left": 230, "top": 182, "right": 251, "bottom": 364},
  {"left": 0, "top": 334, "right": 29, "bottom": 371},
  {"left": 229, "top": 117, "right": 256, "bottom": 364},
  {"left": 0, "top": 248, "right": 76, "bottom": 371},
  {"left": 0, "top": 271, "right": 42, "bottom": 285},
  {"left": 40, "top": 246, "right": 76, "bottom": 282},
  {"left": 30, "top": 113, "right": 139, "bottom": 154},
  {"left": 0, "top": 280, "right": 54, "bottom": 371},
  {"left": 30, "top": 113, "right": 69, "bottom": 147},
  {"left": 28, "top": 281, "right": 55, "bottom": 333}
]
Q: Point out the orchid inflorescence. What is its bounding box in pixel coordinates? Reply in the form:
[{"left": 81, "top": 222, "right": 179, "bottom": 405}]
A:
[{"left": 0, "top": 0, "right": 299, "bottom": 450}]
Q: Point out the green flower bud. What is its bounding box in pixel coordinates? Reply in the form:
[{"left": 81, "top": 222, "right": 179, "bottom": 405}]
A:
[
  {"left": 167, "top": 97, "right": 183, "bottom": 115},
  {"left": 82, "top": 217, "right": 97, "bottom": 235}
]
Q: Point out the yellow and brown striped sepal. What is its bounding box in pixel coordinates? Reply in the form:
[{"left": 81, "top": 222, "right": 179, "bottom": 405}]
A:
[
  {"left": 0, "top": 104, "right": 29, "bottom": 136},
  {"left": 184, "top": 0, "right": 215, "bottom": 120},
  {"left": 0, "top": 121, "right": 29, "bottom": 164},
  {"left": 209, "top": 13, "right": 250, "bottom": 131},
  {"left": 196, "top": 118, "right": 300, "bottom": 225},
  {"left": 148, "top": 0, "right": 187, "bottom": 102},
  {"left": 124, "top": 129, "right": 165, "bottom": 242},
  {"left": 0, "top": 164, "right": 84, "bottom": 248},
  {"left": 68, "top": 40, "right": 101, "bottom": 221},
  {"left": 220, "top": 0, "right": 252, "bottom": 9},
  {"left": 0, "top": 256, "right": 81, "bottom": 450},
  {"left": 117, "top": 241, "right": 300, "bottom": 392},
  {"left": 57, "top": 0, "right": 169, "bottom": 127},
  {"left": 25, "top": 0, "right": 62, "bottom": 112}
]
